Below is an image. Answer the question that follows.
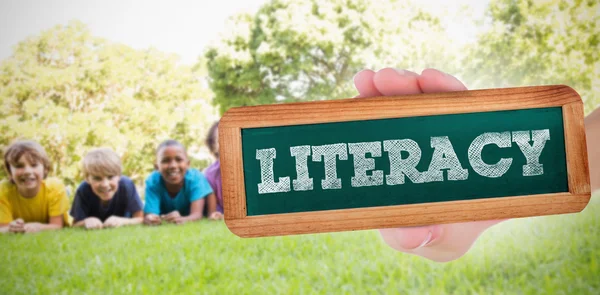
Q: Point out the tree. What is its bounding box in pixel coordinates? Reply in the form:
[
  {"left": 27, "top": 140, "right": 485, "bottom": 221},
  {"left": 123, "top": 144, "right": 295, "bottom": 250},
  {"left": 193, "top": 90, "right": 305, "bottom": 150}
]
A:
[
  {"left": 463, "top": 0, "right": 599, "bottom": 114},
  {"left": 204, "top": 0, "right": 459, "bottom": 114},
  {"left": 0, "top": 21, "right": 218, "bottom": 191}
]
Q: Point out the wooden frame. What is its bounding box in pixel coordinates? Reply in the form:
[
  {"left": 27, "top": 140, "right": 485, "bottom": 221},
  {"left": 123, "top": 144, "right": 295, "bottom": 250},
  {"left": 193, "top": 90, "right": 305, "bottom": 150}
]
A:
[{"left": 219, "top": 85, "right": 591, "bottom": 237}]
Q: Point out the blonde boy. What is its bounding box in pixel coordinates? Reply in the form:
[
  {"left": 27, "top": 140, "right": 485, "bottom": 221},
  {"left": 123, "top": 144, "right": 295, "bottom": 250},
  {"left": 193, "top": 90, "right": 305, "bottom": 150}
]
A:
[
  {"left": 71, "top": 148, "right": 143, "bottom": 229},
  {"left": 0, "top": 140, "right": 71, "bottom": 233}
]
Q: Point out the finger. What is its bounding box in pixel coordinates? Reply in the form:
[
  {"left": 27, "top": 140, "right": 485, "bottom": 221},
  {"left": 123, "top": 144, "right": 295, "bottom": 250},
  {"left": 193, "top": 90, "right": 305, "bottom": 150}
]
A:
[
  {"left": 9, "top": 222, "right": 23, "bottom": 228},
  {"left": 379, "top": 225, "right": 443, "bottom": 251},
  {"left": 10, "top": 226, "right": 25, "bottom": 233},
  {"left": 9, "top": 226, "right": 24, "bottom": 232},
  {"left": 372, "top": 68, "right": 421, "bottom": 96},
  {"left": 417, "top": 68, "right": 467, "bottom": 93},
  {"left": 353, "top": 69, "right": 381, "bottom": 98},
  {"left": 24, "top": 225, "right": 39, "bottom": 232}
]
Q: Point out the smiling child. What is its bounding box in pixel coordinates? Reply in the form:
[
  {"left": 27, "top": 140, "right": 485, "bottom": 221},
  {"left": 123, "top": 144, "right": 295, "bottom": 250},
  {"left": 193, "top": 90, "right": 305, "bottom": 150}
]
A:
[
  {"left": 70, "top": 148, "right": 144, "bottom": 229},
  {"left": 143, "top": 140, "right": 214, "bottom": 225},
  {"left": 0, "top": 140, "right": 71, "bottom": 233}
]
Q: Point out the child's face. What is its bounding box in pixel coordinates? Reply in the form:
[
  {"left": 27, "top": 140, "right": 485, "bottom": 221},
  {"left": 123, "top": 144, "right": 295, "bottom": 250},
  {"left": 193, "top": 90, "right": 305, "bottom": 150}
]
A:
[
  {"left": 86, "top": 174, "right": 120, "bottom": 201},
  {"left": 9, "top": 154, "right": 45, "bottom": 193},
  {"left": 157, "top": 146, "right": 189, "bottom": 186}
]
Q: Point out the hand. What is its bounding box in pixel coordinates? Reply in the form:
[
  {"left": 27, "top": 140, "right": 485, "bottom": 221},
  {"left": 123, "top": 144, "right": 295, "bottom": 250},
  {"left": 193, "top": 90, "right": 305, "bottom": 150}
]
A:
[
  {"left": 144, "top": 214, "right": 162, "bottom": 226},
  {"left": 354, "top": 68, "right": 507, "bottom": 262},
  {"left": 8, "top": 218, "right": 25, "bottom": 233},
  {"left": 209, "top": 211, "right": 224, "bottom": 220},
  {"left": 84, "top": 217, "right": 103, "bottom": 230},
  {"left": 161, "top": 211, "right": 183, "bottom": 225},
  {"left": 103, "top": 216, "right": 126, "bottom": 228},
  {"left": 23, "top": 222, "right": 44, "bottom": 233}
]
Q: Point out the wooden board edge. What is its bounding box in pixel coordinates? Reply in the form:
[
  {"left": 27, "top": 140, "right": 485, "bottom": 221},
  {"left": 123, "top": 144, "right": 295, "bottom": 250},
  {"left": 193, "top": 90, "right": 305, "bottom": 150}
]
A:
[
  {"left": 220, "top": 85, "right": 582, "bottom": 129},
  {"left": 563, "top": 101, "right": 591, "bottom": 195},
  {"left": 225, "top": 192, "right": 591, "bottom": 238},
  {"left": 219, "top": 126, "right": 247, "bottom": 220}
]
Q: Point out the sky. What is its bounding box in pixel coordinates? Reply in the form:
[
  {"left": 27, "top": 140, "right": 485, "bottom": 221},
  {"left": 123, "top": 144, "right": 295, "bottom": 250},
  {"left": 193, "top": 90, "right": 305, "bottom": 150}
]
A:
[{"left": 0, "top": 0, "right": 490, "bottom": 65}]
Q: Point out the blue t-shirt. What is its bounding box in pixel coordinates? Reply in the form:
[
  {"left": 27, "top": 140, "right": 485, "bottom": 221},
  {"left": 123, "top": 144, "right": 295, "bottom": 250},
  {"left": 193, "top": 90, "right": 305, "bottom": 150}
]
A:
[
  {"left": 70, "top": 176, "right": 143, "bottom": 222},
  {"left": 143, "top": 169, "right": 213, "bottom": 216}
]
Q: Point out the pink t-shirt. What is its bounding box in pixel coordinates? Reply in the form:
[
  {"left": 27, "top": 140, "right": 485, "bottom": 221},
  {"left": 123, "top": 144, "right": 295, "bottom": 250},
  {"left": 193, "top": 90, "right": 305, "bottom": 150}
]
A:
[{"left": 204, "top": 161, "right": 223, "bottom": 213}]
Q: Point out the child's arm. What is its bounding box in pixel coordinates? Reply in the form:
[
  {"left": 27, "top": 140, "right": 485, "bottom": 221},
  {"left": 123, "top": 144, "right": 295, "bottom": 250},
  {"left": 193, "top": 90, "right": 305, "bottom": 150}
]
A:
[
  {"left": 131, "top": 211, "right": 144, "bottom": 223},
  {"left": 104, "top": 178, "right": 145, "bottom": 228},
  {"left": 161, "top": 200, "right": 204, "bottom": 224},
  {"left": 180, "top": 198, "right": 204, "bottom": 223},
  {"left": 162, "top": 170, "right": 211, "bottom": 224},
  {"left": 585, "top": 107, "right": 600, "bottom": 192},
  {"left": 143, "top": 181, "right": 163, "bottom": 226},
  {"left": 182, "top": 199, "right": 204, "bottom": 223},
  {"left": 104, "top": 211, "right": 143, "bottom": 227},
  {"left": 0, "top": 224, "right": 9, "bottom": 233},
  {"left": 206, "top": 193, "right": 223, "bottom": 219},
  {"left": 22, "top": 215, "right": 64, "bottom": 233},
  {"left": 0, "top": 195, "right": 16, "bottom": 233},
  {"left": 2, "top": 219, "right": 24, "bottom": 233},
  {"left": 73, "top": 217, "right": 103, "bottom": 229},
  {"left": 0, "top": 202, "right": 11, "bottom": 233},
  {"left": 70, "top": 185, "right": 103, "bottom": 229}
]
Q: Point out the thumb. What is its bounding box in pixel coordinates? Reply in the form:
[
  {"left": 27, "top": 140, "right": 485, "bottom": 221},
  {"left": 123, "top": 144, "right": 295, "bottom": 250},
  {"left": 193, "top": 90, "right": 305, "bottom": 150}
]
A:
[{"left": 379, "top": 225, "right": 443, "bottom": 251}]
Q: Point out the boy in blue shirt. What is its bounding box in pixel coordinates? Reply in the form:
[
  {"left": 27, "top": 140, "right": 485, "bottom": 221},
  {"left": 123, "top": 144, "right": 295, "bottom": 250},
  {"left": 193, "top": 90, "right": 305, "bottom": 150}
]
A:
[{"left": 143, "top": 140, "right": 213, "bottom": 225}]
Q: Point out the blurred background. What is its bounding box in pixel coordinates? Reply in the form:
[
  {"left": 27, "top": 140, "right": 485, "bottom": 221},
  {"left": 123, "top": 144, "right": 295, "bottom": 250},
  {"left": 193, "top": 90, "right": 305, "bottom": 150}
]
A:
[
  {"left": 1, "top": 0, "right": 598, "bottom": 190},
  {"left": 0, "top": 1, "right": 598, "bottom": 294}
]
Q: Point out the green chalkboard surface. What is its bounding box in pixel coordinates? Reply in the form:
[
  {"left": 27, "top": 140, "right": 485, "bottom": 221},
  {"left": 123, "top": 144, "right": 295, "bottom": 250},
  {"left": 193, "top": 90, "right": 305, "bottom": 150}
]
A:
[{"left": 242, "top": 107, "right": 568, "bottom": 216}]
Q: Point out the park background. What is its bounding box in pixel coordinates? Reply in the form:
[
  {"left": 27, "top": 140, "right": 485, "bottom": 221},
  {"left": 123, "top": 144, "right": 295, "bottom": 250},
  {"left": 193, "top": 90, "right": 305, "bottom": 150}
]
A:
[{"left": 0, "top": 0, "right": 599, "bottom": 294}]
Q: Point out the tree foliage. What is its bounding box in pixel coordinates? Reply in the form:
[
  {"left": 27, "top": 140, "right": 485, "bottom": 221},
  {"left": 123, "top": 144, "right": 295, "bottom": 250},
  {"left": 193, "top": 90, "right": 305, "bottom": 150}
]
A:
[
  {"left": 463, "top": 0, "right": 600, "bottom": 113},
  {"left": 204, "top": 0, "right": 458, "bottom": 114},
  {"left": 0, "top": 21, "right": 217, "bottom": 189}
]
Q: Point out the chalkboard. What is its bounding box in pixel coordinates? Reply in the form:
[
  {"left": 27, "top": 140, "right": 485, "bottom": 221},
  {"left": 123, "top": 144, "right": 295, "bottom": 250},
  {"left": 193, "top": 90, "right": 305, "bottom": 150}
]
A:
[{"left": 219, "top": 85, "right": 591, "bottom": 237}]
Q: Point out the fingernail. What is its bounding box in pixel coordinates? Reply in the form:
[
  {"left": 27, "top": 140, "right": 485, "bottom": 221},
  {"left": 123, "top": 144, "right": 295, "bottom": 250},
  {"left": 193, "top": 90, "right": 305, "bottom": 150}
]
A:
[
  {"left": 416, "top": 230, "right": 433, "bottom": 249},
  {"left": 393, "top": 68, "right": 420, "bottom": 77},
  {"left": 393, "top": 68, "right": 406, "bottom": 76}
]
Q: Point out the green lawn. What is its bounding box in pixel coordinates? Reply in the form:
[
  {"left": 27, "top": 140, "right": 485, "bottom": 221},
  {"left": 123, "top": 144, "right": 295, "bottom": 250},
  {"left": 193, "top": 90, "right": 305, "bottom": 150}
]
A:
[{"left": 1, "top": 194, "right": 599, "bottom": 295}]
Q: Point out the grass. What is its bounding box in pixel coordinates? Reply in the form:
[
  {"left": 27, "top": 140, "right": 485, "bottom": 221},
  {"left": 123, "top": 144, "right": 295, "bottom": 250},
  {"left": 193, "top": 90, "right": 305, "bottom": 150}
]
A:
[{"left": 1, "top": 194, "right": 599, "bottom": 295}]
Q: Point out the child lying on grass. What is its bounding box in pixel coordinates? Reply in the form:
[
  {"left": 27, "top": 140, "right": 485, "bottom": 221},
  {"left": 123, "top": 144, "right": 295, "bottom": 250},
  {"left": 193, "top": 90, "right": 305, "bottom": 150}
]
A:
[
  {"left": 71, "top": 148, "right": 144, "bottom": 229},
  {"left": 0, "top": 140, "right": 71, "bottom": 233},
  {"left": 204, "top": 121, "right": 224, "bottom": 220},
  {"left": 143, "top": 140, "right": 214, "bottom": 225}
]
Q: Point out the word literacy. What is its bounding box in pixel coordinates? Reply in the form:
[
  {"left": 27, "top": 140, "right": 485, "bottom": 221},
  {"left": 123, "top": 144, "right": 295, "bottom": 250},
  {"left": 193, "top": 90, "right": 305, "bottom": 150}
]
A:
[
  {"left": 219, "top": 85, "right": 591, "bottom": 237},
  {"left": 256, "top": 129, "right": 550, "bottom": 194}
]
